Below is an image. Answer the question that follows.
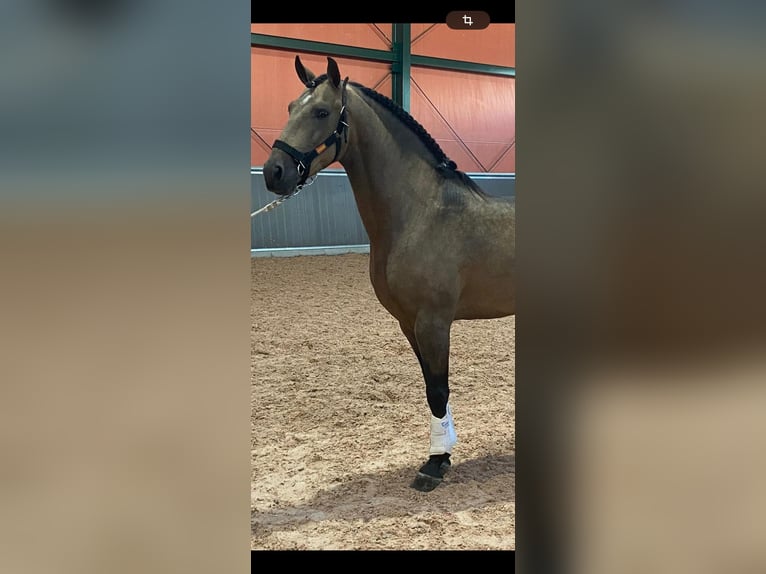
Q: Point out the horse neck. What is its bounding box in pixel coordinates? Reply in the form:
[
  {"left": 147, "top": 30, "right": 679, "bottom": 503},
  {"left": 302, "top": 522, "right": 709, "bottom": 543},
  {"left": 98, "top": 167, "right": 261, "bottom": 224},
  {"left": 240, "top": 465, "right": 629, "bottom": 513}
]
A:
[{"left": 339, "top": 88, "right": 440, "bottom": 246}]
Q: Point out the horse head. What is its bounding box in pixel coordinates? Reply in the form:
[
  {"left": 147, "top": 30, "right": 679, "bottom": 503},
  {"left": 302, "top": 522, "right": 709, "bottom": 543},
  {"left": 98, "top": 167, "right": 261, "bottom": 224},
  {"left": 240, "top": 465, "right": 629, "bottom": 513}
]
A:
[{"left": 264, "top": 56, "right": 349, "bottom": 195}]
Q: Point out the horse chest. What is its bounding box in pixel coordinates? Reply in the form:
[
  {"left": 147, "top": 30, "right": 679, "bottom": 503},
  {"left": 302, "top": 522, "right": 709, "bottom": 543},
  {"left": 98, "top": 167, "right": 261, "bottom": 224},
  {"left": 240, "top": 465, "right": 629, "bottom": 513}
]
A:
[
  {"left": 368, "top": 241, "right": 457, "bottom": 323},
  {"left": 368, "top": 249, "right": 402, "bottom": 318}
]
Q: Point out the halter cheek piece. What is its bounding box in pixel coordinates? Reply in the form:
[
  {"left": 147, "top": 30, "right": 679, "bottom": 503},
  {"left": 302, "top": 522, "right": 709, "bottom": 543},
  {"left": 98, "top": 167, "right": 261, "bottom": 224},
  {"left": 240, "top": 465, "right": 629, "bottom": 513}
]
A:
[{"left": 272, "top": 77, "right": 350, "bottom": 186}]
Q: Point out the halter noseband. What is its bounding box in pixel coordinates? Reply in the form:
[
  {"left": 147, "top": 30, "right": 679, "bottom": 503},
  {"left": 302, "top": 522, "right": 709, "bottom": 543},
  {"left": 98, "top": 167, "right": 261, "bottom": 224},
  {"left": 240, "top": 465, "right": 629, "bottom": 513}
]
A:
[{"left": 272, "top": 77, "right": 350, "bottom": 187}]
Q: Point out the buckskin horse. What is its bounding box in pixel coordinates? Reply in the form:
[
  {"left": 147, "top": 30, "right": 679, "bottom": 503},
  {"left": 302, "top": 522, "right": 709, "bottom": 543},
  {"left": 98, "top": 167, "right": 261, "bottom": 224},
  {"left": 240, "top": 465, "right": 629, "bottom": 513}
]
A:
[{"left": 262, "top": 56, "right": 515, "bottom": 491}]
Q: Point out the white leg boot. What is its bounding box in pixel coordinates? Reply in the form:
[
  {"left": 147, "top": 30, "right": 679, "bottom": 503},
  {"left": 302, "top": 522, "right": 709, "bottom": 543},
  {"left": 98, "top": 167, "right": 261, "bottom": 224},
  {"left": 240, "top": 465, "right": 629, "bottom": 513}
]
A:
[{"left": 429, "top": 403, "right": 457, "bottom": 455}]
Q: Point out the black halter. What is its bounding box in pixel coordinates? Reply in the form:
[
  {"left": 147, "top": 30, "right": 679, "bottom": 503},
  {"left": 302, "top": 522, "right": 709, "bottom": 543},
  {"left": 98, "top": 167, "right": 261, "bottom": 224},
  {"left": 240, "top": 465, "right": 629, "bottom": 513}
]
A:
[{"left": 272, "top": 77, "right": 350, "bottom": 187}]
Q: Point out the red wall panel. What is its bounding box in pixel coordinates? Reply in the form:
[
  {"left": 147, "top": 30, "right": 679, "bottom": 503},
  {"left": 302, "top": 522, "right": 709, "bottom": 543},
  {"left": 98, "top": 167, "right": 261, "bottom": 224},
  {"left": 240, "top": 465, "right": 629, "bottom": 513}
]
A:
[
  {"left": 251, "top": 24, "right": 391, "bottom": 50},
  {"left": 411, "top": 24, "right": 515, "bottom": 68},
  {"left": 410, "top": 67, "right": 515, "bottom": 173},
  {"left": 251, "top": 24, "right": 515, "bottom": 173}
]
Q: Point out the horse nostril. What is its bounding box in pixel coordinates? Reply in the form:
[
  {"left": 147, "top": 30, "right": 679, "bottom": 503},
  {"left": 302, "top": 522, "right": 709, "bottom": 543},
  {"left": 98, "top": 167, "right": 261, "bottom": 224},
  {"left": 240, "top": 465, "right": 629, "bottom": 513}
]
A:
[{"left": 273, "top": 164, "right": 283, "bottom": 181}]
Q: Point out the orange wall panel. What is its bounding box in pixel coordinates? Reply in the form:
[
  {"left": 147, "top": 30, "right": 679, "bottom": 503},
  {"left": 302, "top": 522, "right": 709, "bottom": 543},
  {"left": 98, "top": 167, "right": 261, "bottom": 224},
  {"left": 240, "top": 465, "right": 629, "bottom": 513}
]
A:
[
  {"left": 410, "top": 67, "right": 515, "bottom": 173},
  {"left": 251, "top": 23, "right": 515, "bottom": 173},
  {"left": 411, "top": 24, "right": 514, "bottom": 68},
  {"left": 251, "top": 24, "right": 391, "bottom": 50}
]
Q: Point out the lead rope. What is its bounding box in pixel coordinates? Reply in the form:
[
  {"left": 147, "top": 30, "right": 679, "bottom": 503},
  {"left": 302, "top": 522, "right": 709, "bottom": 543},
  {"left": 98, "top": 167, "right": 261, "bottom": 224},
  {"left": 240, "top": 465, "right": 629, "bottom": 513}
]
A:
[{"left": 249, "top": 175, "right": 317, "bottom": 217}]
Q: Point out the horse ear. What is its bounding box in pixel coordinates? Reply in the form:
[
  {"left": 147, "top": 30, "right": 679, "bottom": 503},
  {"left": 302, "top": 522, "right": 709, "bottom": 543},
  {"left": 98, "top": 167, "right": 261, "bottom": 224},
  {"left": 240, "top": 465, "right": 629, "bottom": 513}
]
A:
[
  {"left": 327, "top": 57, "right": 341, "bottom": 89},
  {"left": 295, "top": 55, "right": 316, "bottom": 87}
]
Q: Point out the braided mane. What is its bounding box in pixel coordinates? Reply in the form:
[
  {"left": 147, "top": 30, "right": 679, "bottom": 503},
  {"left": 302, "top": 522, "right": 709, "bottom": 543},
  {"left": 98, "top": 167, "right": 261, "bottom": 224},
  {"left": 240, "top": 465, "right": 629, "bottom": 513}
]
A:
[{"left": 308, "top": 74, "right": 486, "bottom": 196}]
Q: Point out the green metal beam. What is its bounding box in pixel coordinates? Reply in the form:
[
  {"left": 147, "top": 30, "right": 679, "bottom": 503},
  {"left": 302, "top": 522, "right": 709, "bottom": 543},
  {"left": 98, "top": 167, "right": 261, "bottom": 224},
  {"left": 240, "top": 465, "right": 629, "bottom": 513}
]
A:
[
  {"left": 252, "top": 33, "right": 515, "bottom": 78},
  {"left": 251, "top": 33, "right": 394, "bottom": 63},
  {"left": 411, "top": 54, "right": 515, "bottom": 77},
  {"left": 391, "top": 24, "right": 411, "bottom": 111}
]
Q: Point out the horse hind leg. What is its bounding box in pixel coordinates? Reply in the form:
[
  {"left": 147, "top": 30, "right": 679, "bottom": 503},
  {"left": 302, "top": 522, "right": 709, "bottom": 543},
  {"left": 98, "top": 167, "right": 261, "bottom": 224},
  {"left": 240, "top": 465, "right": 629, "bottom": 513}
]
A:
[{"left": 401, "top": 314, "right": 456, "bottom": 492}]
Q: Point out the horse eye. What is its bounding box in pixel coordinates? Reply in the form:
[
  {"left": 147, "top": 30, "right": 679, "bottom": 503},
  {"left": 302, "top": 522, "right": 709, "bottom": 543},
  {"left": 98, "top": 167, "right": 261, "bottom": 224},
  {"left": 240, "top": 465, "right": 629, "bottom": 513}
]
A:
[{"left": 313, "top": 108, "right": 330, "bottom": 119}]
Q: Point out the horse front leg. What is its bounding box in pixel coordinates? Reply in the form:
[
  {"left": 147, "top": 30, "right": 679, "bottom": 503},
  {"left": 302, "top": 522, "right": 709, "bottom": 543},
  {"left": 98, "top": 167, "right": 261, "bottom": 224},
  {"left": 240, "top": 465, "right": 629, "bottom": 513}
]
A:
[{"left": 402, "top": 313, "right": 456, "bottom": 492}]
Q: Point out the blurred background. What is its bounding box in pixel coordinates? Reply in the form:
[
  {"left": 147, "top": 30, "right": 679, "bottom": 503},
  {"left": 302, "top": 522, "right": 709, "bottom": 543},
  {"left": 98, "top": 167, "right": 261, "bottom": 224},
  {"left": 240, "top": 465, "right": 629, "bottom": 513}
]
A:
[
  {"left": 0, "top": 1, "right": 251, "bottom": 573},
  {"left": 517, "top": 1, "right": 766, "bottom": 572}
]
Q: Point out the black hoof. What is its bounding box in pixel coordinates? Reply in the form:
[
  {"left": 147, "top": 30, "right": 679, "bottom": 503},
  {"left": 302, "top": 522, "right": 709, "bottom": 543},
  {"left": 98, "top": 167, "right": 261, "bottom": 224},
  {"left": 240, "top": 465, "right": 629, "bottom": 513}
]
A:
[
  {"left": 410, "top": 454, "right": 451, "bottom": 492},
  {"left": 411, "top": 473, "right": 442, "bottom": 492}
]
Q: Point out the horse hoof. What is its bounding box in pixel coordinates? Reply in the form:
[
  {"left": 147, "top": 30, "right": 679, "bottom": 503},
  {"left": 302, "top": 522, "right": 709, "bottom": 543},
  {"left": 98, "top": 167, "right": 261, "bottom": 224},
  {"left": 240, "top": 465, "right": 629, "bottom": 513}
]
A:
[
  {"left": 410, "top": 454, "right": 451, "bottom": 492},
  {"left": 411, "top": 472, "right": 443, "bottom": 492}
]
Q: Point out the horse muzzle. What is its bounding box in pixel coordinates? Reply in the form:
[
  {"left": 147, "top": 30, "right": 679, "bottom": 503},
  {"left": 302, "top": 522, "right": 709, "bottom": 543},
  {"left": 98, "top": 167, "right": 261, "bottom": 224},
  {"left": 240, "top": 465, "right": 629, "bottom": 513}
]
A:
[{"left": 263, "top": 150, "right": 300, "bottom": 196}]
